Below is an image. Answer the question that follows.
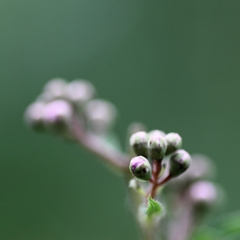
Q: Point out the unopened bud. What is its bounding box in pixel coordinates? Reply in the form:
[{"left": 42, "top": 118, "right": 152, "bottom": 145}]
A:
[
  {"left": 148, "top": 130, "right": 166, "bottom": 138},
  {"left": 84, "top": 99, "right": 117, "bottom": 134},
  {"left": 130, "top": 131, "right": 149, "bottom": 157},
  {"left": 42, "top": 100, "right": 73, "bottom": 132},
  {"left": 188, "top": 181, "right": 218, "bottom": 207},
  {"left": 129, "top": 156, "right": 152, "bottom": 181},
  {"left": 148, "top": 136, "right": 167, "bottom": 160},
  {"left": 64, "top": 79, "right": 95, "bottom": 105},
  {"left": 43, "top": 78, "right": 67, "bottom": 100},
  {"left": 165, "top": 132, "right": 182, "bottom": 155},
  {"left": 169, "top": 150, "right": 191, "bottom": 177},
  {"left": 24, "top": 102, "right": 45, "bottom": 131}
]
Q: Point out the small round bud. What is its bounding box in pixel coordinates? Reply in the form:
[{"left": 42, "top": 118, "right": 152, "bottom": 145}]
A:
[
  {"left": 24, "top": 102, "right": 45, "bottom": 131},
  {"left": 148, "top": 136, "right": 167, "bottom": 160},
  {"left": 165, "top": 132, "right": 182, "bottom": 155},
  {"left": 148, "top": 130, "right": 166, "bottom": 138},
  {"left": 129, "top": 131, "right": 149, "bottom": 157},
  {"left": 42, "top": 100, "right": 73, "bottom": 132},
  {"left": 64, "top": 79, "right": 95, "bottom": 105},
  {"left": 129, "top": 156, "right": 152, "bottom": 181},
  {"left": 43, "top": 78, "right": 67, "bottom": 100},
  {"left": 188, "top": 181, "right": 218, "bottom": 207},
  {"left": 84, "top": 99, "right": 117, "bottom": 134},
  {"left": 169, "top": 150, "right": 191, "bottom": 177}
]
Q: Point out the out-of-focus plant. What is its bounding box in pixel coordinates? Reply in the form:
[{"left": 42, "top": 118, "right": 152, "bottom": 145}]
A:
[{"left": 24, "top": 78, "right": 239, "bottom": 240}]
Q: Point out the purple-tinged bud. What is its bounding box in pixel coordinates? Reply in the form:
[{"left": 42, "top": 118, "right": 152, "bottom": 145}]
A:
[
  {"left": 148, "top": 130, "right": 166, "bottom": 138},
  {"left": 169, "top": 150, "right": 191, "bottom": 177},
  {"left": 148, "top": 136, "right": 167, "bottom": 160},
  {"left": 64, "top": 79, "right": 95, "bottom": 105},
  {"left": 24, "top": 102, "right": 45, "bottom": 131},
  {"left": 188, "top": 181, "right": 218, "bottom": 207},
  {"left": 42, "top": 100, "right": 73, "bottom": 132},
  {"left": 43, "top": 78, "right": 67, "bottom": 100},
  {"left": 165, "top": 132, "right": 182, "bottom": 155},
  {"left": 130, "top": 131, "right": 149, "bottom": 158},
  {"left": 129, "top": 156, "right": 152, "bottom": 181},
  {"left": 84, "top": 99, "right": 117, "bottom": 134}
]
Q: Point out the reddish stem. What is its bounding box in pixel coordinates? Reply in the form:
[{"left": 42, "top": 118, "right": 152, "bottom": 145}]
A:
[{"left": 148, "top": 160, "right": 162, "bottom": 198}]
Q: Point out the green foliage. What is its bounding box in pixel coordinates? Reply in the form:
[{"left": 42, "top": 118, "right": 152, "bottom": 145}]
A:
[
  {"left": 193, "top": 212, "right": 240, "bottom": 240},
  {"left": 146, "top": 196, "right": 162, "bottom": 220}
]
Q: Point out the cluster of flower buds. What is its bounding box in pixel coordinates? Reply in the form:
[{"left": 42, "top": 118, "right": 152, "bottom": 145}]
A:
[
  {"left": 129, "top": 130, "right": 191, "bottom": 184},
  {"left": 24, "top": 78, "right": 117, "bottom": 138}
]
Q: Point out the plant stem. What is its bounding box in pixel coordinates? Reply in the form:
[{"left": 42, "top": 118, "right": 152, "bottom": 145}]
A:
[
  {"left": 71, "top": 113, "right": 129, "bottom": 172},
  {"left": 148, "top": 160, "right": 161, "bottom": 198}
]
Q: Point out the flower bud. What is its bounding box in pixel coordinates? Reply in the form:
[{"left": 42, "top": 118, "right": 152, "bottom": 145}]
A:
[
  {"left": 43, "top": 78, "right": 67, "bottom": 100},
  {"left": 188, "top": 181, "right": 217, "bottom": 206},
  {"left": 129, "top": 131, "right": 149, "bottom": 157},
  {"left": 129, "top": 156, "right": 152, "bottom": 181},
  {"left": 84, "top": 99, "right": 117, "bottom": 134},
  {"left": 64, "top": 79, "right": 95, "bottom": 105},
  {"left": 148, "top": 136, "right": 167, "bottom": 160},
  {"left": 42, "top": 100, "right": 73, "bottom": 132},
  {"left": 148, "top": 130, "right": 166, "bottom": 138},
  {"left": 169, "top": 150, "right": 191, "bottom": 177},
  {"left": 165, "top": 132, "right": 182, "bottom": 155},
  {"left": 24, "top": 102, "right": 45, "bottom": 131}
]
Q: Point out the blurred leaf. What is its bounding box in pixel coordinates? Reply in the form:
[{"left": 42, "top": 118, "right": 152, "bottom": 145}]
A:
[
  {"left": 216, "top": 211, "right": 240, "bottom": 240},
  {"left": 192, "top": 227, "right": 223, "bottom": 240},
  {"left": 193, "top": 211, "right": 240, "bottom": 240},
  {"left": 146, "top": 196, "right": 162, "bottom": 219}
]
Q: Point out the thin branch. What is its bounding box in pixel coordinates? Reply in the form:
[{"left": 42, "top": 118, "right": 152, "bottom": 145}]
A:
[{"left": 70, "top": 113, "right": 129, "bottom": 172}]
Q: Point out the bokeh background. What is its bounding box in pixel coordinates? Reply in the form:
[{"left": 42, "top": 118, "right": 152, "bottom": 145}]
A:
[{"left": 1, "top": 1, "right": 240, "bottom": 239}]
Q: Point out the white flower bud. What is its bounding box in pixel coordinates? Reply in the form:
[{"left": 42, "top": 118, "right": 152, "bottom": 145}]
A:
[
  {"left": 169, "top": 150, "right": 191, "bottom": 177},
  {"left": 130, "top": 131, "right": 149, "bottom": 157},
  {"left": 148, "top": 135, "right": 167, "bottom": 160},
  {"left": 148, "top": 130, "right": 166, "bottom": 138},
  {"left": 42, "top": 100, "right": 73, "bottom": 132},
  {"left": 43, "top": 78, "right": 67, "bottom": 100},
  {"left": 165, "top": 132, "right": 182, "bottom": 155},
  {"left": 188, "top": 181, "right": 217, "bottom": 206},
  {"left": 24, "top": 102, "right": 45, "bottom": 131},
  {"left": 63, "top": 79, "right": 95, "bottom": 105},
  {"left": 84, "top": 99, "right": 117, "bottom": 134}
]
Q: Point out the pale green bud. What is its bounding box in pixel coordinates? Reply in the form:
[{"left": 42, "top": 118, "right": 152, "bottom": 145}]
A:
[
  {"left": 169, "top": 150, "right": 191, "bottom": 177},
  {"left": 165, "top": 132, "right": 182, "bottom": 155},
  {"left": 129, "top": 131, "right": 149, "bottom": 157},
  {"left": 129, "top": 156, "right": 152, "bottom": 181},
  {"left": 148, "top": 136, "right": 167, "bottom": 160}
]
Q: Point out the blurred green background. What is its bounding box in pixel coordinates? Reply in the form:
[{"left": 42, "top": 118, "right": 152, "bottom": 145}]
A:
[{"left": 1, "top": 0, "right": 240, "bottom": 239}]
